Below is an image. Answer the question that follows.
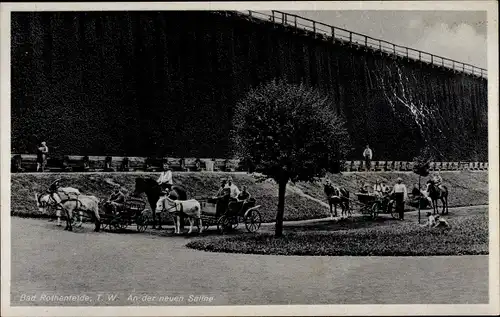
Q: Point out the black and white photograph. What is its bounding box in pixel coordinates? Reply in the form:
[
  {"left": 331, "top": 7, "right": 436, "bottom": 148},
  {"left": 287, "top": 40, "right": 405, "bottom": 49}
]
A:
[{"left": 1, "top": 1, "right": 499, "bottom": 316}]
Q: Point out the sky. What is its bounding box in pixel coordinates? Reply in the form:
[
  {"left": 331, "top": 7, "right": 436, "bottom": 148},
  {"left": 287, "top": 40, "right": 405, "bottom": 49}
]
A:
[{"left": 253, "top": 10, "right": 487, "bottom": 69}]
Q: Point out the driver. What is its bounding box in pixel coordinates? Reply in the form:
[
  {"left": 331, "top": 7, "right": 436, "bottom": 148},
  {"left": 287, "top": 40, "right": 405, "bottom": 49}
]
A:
[{"left": 107, "top": 184, "right": 126, "bottom": 214}]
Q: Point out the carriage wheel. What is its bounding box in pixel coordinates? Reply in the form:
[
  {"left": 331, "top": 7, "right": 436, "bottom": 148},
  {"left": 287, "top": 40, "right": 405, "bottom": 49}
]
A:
[
  {"left": 370, "top": 202, "right": 379, "bottom": 219},
  {"left": 100, "top": 215, "right": 110, "bottom": 231},
  {"left": 202, "top": 217, "right": 211, "bottom": 231},
  {"left": 217, "top": 215, "right": 232, "bottom": 234},
  {"left": 244, "top": 210, "right": 262, "bottom": 233},
  {"left": 136, "top": 215, "right": 149, "bottom": 233},
  {"left": 109, "top": 217, "right": 123, "bottom": 232}
]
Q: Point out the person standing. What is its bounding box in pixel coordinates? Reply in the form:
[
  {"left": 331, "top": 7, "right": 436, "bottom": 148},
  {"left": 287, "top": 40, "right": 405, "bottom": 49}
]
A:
[
  {"left": 391, "top": 177, "right": 408, "bottom": 220},
  {"left": 36, "top": 141, "right": 49, "bottom": 172},
  {"left": 363, "top": 144, "right": 373, "bottom": 172}
]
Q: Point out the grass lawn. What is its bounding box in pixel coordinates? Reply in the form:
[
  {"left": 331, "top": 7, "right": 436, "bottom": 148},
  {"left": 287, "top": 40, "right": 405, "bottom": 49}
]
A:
[{"left": 186, "top": 206, "right": 488, "bottom": 256}]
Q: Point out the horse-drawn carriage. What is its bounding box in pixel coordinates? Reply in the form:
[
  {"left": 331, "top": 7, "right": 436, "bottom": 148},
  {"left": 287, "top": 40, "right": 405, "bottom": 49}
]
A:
[
  {"left": 355, "top": 192, "right": 398, "bottom": 219},
  {"left": 199, "top": 196, "right": 262, "bottom": 234},
  {"left": 100, "top": 197, "right": 151, "bottom": 233}
]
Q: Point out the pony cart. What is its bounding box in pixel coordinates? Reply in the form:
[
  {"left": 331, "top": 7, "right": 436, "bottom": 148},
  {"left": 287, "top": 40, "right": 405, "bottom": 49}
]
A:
[
  {"left": 355, "top": 192, "right": 398, "bottom": 219},
  {"left": 199, "top": 196, "right": 262, "bottom": 234},
  {"left": 100, "top": 197, "right": 150, "bottom": 233}
]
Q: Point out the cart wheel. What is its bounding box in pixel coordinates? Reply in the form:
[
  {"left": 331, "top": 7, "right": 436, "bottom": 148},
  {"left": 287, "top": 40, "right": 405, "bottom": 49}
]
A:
[
  {"left": 244, "top": 210, "right": 262, "bottom": 233},
  {"left": 136, "top": 215, "right": 149, "bottom": 233},
  {"left": 371, "top": 202, "right": 379, "bottom": 219},
  {"left": 109, "top": 218, "right": 122, "bottom": 232},
  {"left": 217, "top": 215, "right": 231, "bottom": 234}
]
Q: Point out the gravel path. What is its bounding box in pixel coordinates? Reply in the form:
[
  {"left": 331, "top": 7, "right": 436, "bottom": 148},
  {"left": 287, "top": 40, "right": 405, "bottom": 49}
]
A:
[{"left": 10, "top": 217, "right": 488, "bottom": 306}]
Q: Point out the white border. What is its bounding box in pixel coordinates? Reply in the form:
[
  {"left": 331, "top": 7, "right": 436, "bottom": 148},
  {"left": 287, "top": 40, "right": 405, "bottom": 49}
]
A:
[{"left": 1, "top": 1, "right": 498, "bottom": 316}]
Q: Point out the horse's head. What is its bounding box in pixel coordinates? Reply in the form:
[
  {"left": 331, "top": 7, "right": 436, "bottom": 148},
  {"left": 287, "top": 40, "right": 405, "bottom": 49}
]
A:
[
  {"left": 48, "top": 179, "right": 62, "bottom": 193},
  {"left": 35, "top": 192, "right": 55, "bottom": 210},
  {"left": 426, "top": 180, "right": 436, "bottom": 193}
]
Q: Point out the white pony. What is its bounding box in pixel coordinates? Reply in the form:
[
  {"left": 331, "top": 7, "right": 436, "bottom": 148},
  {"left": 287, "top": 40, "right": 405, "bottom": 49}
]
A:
[
  {"left": 36, "top": 186, "right": 81, "bottom": 226},
  {"left": 36, "top": 180, "right": 101, "bottom": 231},
  {"left": 157, "top": 196, "right": 203, "bottom": 234}
]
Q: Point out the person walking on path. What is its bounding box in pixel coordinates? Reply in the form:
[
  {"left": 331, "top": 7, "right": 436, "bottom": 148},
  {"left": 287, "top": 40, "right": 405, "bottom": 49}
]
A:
[
  {"left": 363, "top": 145, "right": 373, "bottom": 172},
  {"left": 391, "top": 177, "right": 408, "bottom": 220},
  {"left": 36, "top": 141, "right": 49, "bottom": 172}
]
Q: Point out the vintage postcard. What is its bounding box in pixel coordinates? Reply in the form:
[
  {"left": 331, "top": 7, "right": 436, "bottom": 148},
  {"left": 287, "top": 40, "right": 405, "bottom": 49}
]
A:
[{"left": 1, "top": 1, "right": 499, "bottom": 316}]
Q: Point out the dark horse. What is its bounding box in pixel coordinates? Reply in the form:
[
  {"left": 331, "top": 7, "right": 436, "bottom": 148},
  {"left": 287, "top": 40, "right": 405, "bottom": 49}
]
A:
[
  {"left": 324, "top": 182, "right": 350, "bottom": 218},
  {"left": 426, "top": 180, "right": 449, "bottom": 215},
  {"left": 133, "top": 177, "right": 188, "bottom": 229}
]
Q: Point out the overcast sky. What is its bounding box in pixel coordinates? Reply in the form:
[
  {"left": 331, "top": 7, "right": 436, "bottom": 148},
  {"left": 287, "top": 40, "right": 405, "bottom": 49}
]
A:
[{"left": 254, "top": 10, "right": 487, "bottom": 69}]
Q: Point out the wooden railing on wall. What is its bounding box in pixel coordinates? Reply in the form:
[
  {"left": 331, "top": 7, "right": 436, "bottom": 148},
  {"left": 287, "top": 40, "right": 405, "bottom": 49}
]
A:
[
  {"left": 10, "top": 154, "right": 489, "bottom": 173},
  {"left": 233, "top": 10, "right": 487, "bottom": 79}
]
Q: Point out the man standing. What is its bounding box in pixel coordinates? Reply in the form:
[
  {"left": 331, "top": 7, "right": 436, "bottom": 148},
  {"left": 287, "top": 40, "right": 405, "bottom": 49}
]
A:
[
  {"left": 391, "top": 177, "right": 408, "bottom": 220},
  {"left": 363, "top": 144, "right": 373, "bottom": 172},
  {"left": 157, "top": 162, "right": 173, "bottom": 193},
  {"left": 36, "top": 141, "right": 49, "bottom": 172}
]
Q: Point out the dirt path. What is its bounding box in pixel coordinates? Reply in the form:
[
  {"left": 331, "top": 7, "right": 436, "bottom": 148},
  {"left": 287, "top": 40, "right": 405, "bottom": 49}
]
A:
[{"left": 10, "top": 216, "right": 488, "bottom": 306}]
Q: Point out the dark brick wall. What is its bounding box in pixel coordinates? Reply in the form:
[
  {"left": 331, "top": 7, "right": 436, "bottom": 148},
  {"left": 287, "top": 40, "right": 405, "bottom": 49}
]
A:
[{"left": 11, "top": 11, "right": 487, "bottom": 160}]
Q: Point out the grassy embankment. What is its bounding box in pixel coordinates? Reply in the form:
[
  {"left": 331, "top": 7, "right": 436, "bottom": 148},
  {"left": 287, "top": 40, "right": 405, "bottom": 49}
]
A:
[{"left": 11, "top": 171, "right": 487, "bottom": 223}]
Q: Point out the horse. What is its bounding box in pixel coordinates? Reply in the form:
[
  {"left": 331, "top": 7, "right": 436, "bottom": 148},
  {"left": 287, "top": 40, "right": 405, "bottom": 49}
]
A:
[
  {"left": 426, "top": 180, "right": 449, "bottom": 215},
  {"left": 35, "top": 186, "right": 81, "bottom": 226},
  {"left": 157, "top": 196, "right": 203, "bottom": 234},
  {"left": 323, "top": 181, "right": 350, "bottom": 218},
  {"left": 37, "top": 187, "right": 101, "bottom": 232},
  {"left": 133, "top": 177, "right": 188, "bottom": 230}
]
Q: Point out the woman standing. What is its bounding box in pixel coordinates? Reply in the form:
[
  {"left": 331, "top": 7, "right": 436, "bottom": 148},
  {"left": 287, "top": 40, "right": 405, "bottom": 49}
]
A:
[{"left": 36, "top": 141, "right": 49, "bottom": 172}]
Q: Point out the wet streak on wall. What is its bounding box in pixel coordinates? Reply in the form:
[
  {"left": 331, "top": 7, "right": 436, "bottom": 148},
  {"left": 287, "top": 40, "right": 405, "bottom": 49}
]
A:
[{"left": 11, "top": 11, "right": 488, "bottom": 161}]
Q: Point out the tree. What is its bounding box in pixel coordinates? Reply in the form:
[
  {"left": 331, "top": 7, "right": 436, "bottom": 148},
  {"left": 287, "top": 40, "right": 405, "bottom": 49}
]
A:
[
  {"left": 231, "top": 79, "right": 351, "bottom": 237},
  {"left": 412, "top": 146, "right": 434, "bottom": 224}
]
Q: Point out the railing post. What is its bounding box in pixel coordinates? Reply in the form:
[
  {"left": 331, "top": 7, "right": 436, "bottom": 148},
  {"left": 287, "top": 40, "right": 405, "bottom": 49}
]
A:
[
  {"left": 349, "top": 32, "right": 352, "bottom": 43},
  {"left": 463, "top": 63, "right": 465, "bottom": 72},
  {"left": 480, "top": 69, "right": 483, "bottom": 77},
  {"left": 393, "top": 44, "right": 396, "bottom": 55},
  {"left": 431, "top": 55, "right": 433, "bottom": 64},
  {"left": 365, "top": 36, "right": 368, "bottom": 47},
  {"left": 331, "top": 26, "right": 335, "bottom": 39},
  {"left": 472, "top": 67, "right": 475, "bottom": 75},
  {"left": 441, "top": 58, "right": 444, "bottom": 67},
  {"left": 282, "top": 12, "right": 285, "bottom": 25},
  {"left": 271, "top": 10, "right": 275, "bottom": 23},
  {"left": 295, "top": 16, "right": 297, "bottom": 28},
  {"left": 379, "top": 40, "right": 381, "bottom": 51},
  {"left": 452, "top": 61, "right": 455, "bottom": 70},
  {"left": 248, "top": 10, "right": 252, "bottom": 17},
  {"left": 406, "top": 47, "right": 409, "bottom": 59},
  {"left": 418, "top": 51, "right": 421, "bottom": 61},
  {"left": 313, "top": 21, "right": 316, "bottom": 33}
]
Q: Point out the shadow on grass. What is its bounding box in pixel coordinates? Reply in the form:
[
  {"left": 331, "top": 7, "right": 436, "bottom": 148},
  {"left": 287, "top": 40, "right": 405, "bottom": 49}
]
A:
[{"left": 282, "top": 215, "right": 400, "bottom": 233}]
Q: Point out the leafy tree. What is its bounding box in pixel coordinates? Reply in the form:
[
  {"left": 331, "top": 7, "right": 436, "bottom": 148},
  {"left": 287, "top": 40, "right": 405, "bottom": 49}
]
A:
[
  {"left": 231, "top": 79, "right": 351, "bottom": 237},
  {"left": 412, "top": 146, "right": 434, "bottom": 223}
]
